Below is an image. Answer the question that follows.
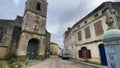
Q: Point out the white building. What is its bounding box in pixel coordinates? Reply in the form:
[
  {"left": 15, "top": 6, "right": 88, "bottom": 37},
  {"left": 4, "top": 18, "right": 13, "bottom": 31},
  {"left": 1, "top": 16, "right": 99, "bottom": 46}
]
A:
[{"left": 63, "top": 2, "right": 120, "bottom": 65}]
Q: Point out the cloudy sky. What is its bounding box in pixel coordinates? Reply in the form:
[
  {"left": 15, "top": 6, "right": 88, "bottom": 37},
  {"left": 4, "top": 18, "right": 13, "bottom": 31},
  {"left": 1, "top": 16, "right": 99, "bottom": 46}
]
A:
[{"left": 0, "top": 0, "right": 119, "bottom": 48}]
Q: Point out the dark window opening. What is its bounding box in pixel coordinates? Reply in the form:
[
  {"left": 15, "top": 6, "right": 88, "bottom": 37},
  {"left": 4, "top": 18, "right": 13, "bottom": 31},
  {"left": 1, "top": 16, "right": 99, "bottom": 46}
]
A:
[
  {"left": 84, "top": 21, "right": 87, "bottom": 24},
  {"left": 94, "top": 14, "right": 98, "bottom": 18},
  {"left": 36, "top": 3, "right": 41, "bottom": 11},
  {"left": 0, "top": 31, "right": 4, "bottom": 43},
  {"left": 102, "top": 8, "right": 107, "bottom": 14},
  {"left": 78, "top": 25, "right": 80, "bottom": 28},
  {"left": 12, "top": 26, "right": 21, "bottom": 43}
]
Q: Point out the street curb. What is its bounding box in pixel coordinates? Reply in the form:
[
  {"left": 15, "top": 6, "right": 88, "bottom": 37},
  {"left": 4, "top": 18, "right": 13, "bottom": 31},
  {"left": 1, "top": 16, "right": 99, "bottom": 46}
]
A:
[{"left": 70, "top": 59, "right": 108, "bottom": 68}]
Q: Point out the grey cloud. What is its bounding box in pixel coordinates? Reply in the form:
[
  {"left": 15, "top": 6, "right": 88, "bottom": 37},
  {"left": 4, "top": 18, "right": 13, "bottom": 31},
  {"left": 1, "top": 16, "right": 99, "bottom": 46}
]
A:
[
  {"left": 0, "top": 0, "right": 120, "bottom": 48},
  {"left": 0, "top": 0, "right": 25, "bottom": 19},
  {"left": 47, "top": 0, "right": 120, "bottom": 48}
]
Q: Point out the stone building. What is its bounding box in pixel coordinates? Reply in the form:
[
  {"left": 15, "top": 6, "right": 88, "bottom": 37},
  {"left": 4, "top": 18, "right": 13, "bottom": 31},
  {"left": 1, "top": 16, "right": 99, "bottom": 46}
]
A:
[
  {"left": 0, "top": 0, "right": 50, "bottom": 60},
  {"left": 63, "top": 2, "right": 120, "bottom": 66},
  {"left": 50, "top": 42, "right": 59, "bottom": 55}
]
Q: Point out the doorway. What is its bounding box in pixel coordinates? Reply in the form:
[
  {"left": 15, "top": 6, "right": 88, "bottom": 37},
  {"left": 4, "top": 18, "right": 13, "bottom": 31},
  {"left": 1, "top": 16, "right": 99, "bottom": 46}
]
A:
[
  {"left": 99, "top": 44, "right": 108, "bottom": 66},
  {"left": 26, "top": 38, "right": 39, "bottom": 60}
]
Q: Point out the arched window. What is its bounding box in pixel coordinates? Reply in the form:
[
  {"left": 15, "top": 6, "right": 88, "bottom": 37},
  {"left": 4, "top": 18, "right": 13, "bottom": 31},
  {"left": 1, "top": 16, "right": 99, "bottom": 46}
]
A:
[
  {"left": 0, "top": 31, "right": 4, "bottom": 43},
  {"left": 36, "top": 3, "right": 41, "bottom": 11}
]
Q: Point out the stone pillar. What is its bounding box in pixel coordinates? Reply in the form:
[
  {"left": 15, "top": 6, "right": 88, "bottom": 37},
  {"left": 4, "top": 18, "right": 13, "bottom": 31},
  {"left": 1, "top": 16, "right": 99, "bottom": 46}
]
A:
[
  {"left": 38, "top": 38, "right": 46, "bottom": 60},
  {"left": 103, "top": 9, "right": 120, "bottom": 68},
  {"left": 104, "top": 36, "right": 120, "bottom": 68}
]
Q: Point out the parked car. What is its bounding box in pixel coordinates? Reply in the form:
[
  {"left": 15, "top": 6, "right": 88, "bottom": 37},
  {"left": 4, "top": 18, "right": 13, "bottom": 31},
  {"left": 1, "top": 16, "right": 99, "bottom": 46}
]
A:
[
  {"left": 58, "top": 53, "right": 62, "bottom": 57},
  {"left": 62, "top": 53, "right": 69, "bottom": 60}
]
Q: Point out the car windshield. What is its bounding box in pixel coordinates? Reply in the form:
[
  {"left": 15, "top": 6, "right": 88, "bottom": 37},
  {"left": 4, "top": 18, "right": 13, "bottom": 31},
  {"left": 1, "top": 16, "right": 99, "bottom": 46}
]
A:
[{"left": 63, "top": 53, "right": 68, "bottom": 55}]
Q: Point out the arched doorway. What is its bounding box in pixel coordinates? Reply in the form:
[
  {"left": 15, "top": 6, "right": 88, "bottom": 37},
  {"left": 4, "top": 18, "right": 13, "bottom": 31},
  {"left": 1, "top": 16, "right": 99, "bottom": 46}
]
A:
[
  {"left": 99, "top": 44, "right": 108, "bottom": 66},
  {"left": 81, "top": 47, "right": 87, "bottom": 59},
  {"left": 26, "top": 38, "right": 39, "bottom": 59},
  {"left": 78, "top": 47, "right": 91, "bottom": 59}
]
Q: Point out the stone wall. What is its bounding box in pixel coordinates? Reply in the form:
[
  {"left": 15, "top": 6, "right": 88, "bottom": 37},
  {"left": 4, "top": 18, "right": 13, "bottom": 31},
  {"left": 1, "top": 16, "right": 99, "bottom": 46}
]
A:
[
  {"left": 17, "top": 32, "right": 47, "bottom": 60},
  {"left": 9, "top": 16, "right": 22, "bottom": 56},
  {"left": 0, "top": 16, "right": 23, "bottom": 59},
  {"left": 0, "top": 19, "right": 14, "bottom": 59},
  {"left": 0, "top": 46, "right": 8, "bottom": 59}
]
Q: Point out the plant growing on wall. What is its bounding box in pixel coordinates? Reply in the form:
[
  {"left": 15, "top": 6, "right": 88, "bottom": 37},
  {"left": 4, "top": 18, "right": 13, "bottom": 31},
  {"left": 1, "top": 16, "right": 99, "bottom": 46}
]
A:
[{"left": 7, "top": 60, "right": 22, "bottom": 68}]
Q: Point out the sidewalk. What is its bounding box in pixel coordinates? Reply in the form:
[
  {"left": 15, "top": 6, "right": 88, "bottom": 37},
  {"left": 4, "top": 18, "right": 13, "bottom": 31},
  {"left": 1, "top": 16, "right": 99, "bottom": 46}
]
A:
[{"left": 70, "top": 59, "right": 108, "bottom": 68}]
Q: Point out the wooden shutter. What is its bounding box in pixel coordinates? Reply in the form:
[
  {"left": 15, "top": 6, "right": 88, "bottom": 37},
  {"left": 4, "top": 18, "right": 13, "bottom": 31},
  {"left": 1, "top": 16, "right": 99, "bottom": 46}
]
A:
[
  {"left": 98, "top": 21, "right": 103, "bottom": 34},
  {"left": 85, "top": 26, "right": 91, "bottom": 38},
  {"left": 94, "top": 22, "right": 99, "bottom": 35},
  {"left": 77, "top": 31, "right": 82, "bottom": 41},
  {"left": 78, "top": 50, "right": 82, "bottom": 58},
  {"left": 87, "top": 49, "right": 91, "bottom": 58},
  {"left": 94, "top": 20, "right": 103, "bottom": 35}
]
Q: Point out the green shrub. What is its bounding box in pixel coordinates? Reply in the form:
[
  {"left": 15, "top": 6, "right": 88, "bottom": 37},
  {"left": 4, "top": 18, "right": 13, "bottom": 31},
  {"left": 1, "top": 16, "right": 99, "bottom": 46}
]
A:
[{"left": 7, "top": 61, "right": 22, "bottom": 68}]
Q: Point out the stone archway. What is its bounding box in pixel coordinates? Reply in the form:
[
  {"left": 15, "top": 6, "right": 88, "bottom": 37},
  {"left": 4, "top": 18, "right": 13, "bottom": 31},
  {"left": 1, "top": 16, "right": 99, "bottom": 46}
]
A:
[{"left": 26, "top": 38, "right": 39, "bottom": 60}]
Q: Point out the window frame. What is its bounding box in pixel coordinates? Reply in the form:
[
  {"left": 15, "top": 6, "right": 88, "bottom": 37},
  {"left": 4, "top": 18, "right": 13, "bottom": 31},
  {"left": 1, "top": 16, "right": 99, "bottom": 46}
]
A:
[
  {"left": 36, "top": 3, "right": 41, "bottom": 11},
  {"left": 0, "top": 31, "right": 4, "bottom": 43},
  {"left": 94, "top": 20, "right": 103, "bottom": 35},
  {"left": 77, "top": 31, "right": 82, "bottom": 41},
  {"left": 85, "top": 26, "right": 91, "bottom": 39}
]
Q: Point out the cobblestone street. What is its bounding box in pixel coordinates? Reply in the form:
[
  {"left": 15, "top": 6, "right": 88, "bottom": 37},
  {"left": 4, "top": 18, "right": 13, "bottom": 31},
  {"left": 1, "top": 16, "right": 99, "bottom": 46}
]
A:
[{"left": 27, "top": 56, "right": 95, "bottom": 68}]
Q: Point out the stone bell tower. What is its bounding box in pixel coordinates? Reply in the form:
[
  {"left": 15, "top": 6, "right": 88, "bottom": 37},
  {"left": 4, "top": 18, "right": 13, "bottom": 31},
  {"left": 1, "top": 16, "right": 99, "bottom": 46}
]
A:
[{"left": 17, "top": 0, "right": 49, "bottom": 60}]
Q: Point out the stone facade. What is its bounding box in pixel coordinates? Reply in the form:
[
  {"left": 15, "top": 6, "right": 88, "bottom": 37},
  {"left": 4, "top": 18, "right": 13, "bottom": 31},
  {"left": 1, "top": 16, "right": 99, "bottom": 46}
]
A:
[
  {"left": 63, "top": 2, "right": 120, "bottom": 65},
  {"left": 50, "top": 42, "right": 59, "bottom": 55},
  {"left": 0, "top": 0, "right": 50, "bottom": 60}
]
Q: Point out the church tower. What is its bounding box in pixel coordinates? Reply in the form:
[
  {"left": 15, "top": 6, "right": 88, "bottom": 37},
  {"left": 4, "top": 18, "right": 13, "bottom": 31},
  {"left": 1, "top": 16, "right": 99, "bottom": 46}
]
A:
[{"left": 17, "top": 0, "right": 49, "bottom": 60}]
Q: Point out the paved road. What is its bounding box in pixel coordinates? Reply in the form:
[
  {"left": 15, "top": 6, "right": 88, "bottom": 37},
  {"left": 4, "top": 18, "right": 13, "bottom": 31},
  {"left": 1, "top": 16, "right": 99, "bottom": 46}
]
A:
[{"left": 28, "top": 56, "right": 95, "bottom": 68}]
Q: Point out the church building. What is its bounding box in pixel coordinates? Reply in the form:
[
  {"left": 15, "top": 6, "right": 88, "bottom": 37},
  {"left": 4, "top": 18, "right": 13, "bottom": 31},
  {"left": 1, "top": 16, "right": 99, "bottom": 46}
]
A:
[{"left": 0, "top": 0, "right": 50, "bottom": 60}]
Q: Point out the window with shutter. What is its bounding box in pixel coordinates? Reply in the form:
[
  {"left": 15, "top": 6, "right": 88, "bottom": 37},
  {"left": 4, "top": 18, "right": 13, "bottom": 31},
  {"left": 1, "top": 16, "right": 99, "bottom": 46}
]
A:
[
  {"left": 77, "top": 31, "right": 82, "bottom": 41},
  {"left": 85, "top": 26, "right": 91, "bottom": 39},
  {"left": 79, "top": 47, "right": 92, "bottom": 59},
  {"left": 98, "top": 21, "right": 103, "bottom": 34},
  {"left": 94, "top": 22, "right": 99, "bottom": 35},
  {"left": 94, "top": 20, "right": 103, "bottom": 35},
  {"left": 78, "top": 50, "right": 82, "bottom": 58},
  {"left": 81, "top": 47, "right": 87, "bottom": 59},
  {"left": 87, "top": 49, "right": 91, "bottom": 58}
]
